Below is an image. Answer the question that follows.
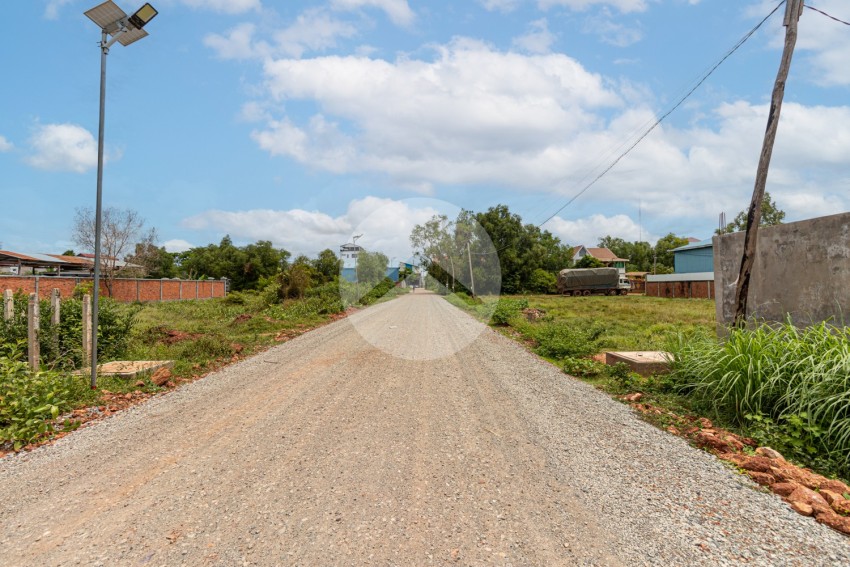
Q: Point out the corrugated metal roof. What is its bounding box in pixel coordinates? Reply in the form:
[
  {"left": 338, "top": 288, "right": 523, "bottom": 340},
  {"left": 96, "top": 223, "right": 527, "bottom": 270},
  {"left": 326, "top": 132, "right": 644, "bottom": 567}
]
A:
[
  {"left": 671, "top": 238, "right": 713, "bottom": 252},
  {"left": 0, "top": 251, "right": 67, "bottom": 265}
]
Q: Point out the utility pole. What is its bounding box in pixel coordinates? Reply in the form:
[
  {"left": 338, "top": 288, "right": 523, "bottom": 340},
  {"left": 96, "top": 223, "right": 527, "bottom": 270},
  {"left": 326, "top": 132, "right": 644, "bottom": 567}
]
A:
[
  {"left": 733, "top": 0, "right": 803, "bottom": 327},
  {"left": 466, "top": 241, "right": 476, "bottom": 297}
]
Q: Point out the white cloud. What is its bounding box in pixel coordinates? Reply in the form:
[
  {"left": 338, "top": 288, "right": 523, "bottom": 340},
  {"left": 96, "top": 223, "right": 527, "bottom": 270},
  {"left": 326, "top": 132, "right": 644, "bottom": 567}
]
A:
[
  {"left": 538, "top": 0, "right": 649, "bottom": 13},
  {"left": 183, "top": 197, "right": 439, "bottom": 259},
  {"left": 254, "top": 39, "right": 621, "bottom": 188},
  {"left": 204, "top": 11, "right": 358, "bottom": 60},
  {"left": 178, "top": 0, "right": 261, "bottom": 14},
  {"left": 0, "top": 135, "right": 12, "bottom": 152},
  {"left": 512, "top": 18, "right": 556, "bottom": 54},
  {"left": 274, "top": 9, "right": 359, "bottom": 58},
  {"left": 204, "top": 23, "right": 267, "bottom": 60},
  {"left": 26, "top": 123, "right": 101, "bottom": 173},
  {"left": 582, "top": 12, "right": 643, "bottom": 46},
  {"left": 545, "top": 214, "right": 654, "bottom": 246},
  {"left": 331, "top": 0, "right": 415, "bottom": 26},
  {"left": 44, "top": 0, "right": 73, "bottom": 20},
  {"left": 163, "top": 239, "right": 194, "bottom": 253},
  {"left": 245, "top": 37, "right": 850, "bottom": 229}
]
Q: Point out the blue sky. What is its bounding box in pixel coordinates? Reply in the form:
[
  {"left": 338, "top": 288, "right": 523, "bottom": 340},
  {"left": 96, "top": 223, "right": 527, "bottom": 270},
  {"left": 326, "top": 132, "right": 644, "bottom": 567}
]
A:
[{"left": 1, "top": 0, "right": 849, "bottom": 261}]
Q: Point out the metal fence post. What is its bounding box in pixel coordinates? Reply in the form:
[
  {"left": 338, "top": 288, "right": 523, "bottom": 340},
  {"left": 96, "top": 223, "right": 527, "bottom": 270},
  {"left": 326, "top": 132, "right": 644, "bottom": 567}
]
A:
[{"left": 82, "top": 294, "right": 92, "bottom": 367}]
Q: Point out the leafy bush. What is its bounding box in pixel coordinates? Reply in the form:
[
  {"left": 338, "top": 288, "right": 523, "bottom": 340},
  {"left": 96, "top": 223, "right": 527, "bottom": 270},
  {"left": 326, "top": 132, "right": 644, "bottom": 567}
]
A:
[
  {"left": 530, "top": 322, "right": 603, "bottom": 359},
  {"left": 562, "top": 357, "right": 607, "bottom": 378},
  {"left": 359, "top": 278, "right": 397, "bottom": 306},
  {"left": 528, "top": 269, "right": 557, "bottom": 294},
  {"left": 0, "top": 344, "right": 76, "bottom": 449},
  {"left": 669, "top": 321, "right": 850, "bottom": 477},
  {"left": 491, "top": 297, "right": 528, "bottom": 325}
]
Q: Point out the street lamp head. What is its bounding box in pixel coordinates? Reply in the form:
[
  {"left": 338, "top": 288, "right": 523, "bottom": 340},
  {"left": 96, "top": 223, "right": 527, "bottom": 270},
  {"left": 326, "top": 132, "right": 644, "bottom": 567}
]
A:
[
  {"left": 129, "top": 3, "right": 158, "bottom": 29},
  {"left": 85, "top": 1, "right": 157, "bottom": 47}
]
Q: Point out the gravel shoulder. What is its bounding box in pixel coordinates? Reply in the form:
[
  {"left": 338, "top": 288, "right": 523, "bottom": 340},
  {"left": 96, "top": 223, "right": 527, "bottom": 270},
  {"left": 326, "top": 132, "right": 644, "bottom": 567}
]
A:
[{"left": 1, "top": 291, "right": 848, "bottom": 566}]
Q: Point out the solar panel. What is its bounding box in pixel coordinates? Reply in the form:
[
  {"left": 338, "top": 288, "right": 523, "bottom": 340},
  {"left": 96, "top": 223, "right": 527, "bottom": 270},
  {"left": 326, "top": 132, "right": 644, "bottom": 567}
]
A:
[
  {"left": 117, "top": 27, "right": 149, "bottom": 46},
  {"left": 84, "top": 1, "right": 127, "bottom": 34}
]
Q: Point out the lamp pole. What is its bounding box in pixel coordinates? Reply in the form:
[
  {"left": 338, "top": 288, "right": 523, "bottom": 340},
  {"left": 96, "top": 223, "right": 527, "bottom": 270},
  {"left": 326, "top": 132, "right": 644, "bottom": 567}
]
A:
[{"left": 85, "top": 1, "right": 158, "bottom": 388}]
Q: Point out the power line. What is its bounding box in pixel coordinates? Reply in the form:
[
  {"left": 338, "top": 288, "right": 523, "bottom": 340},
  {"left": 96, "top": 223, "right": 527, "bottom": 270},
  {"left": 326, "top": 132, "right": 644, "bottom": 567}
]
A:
[
  {"left": 805, "top": 4, "right": 850, "bottom": 26},
  {"left": 534, "top": 0, "right": 785, "bottom": 230}
]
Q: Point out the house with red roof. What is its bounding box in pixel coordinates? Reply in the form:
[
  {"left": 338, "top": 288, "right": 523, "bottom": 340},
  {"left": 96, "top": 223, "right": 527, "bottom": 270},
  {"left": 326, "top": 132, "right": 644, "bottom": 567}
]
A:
[{"left": 570, "top": 246, "right": 629, "bottom": 274}]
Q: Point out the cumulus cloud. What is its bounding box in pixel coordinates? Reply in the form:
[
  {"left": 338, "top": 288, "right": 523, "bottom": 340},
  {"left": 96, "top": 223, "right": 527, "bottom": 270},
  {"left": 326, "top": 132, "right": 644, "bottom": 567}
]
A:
[
  {"left": 253, "top": 39, "right": 621, "bottom": 189},
  {"left": 183, "top": 197, "right": 440, "bottom": 259},
  {"left": 178, "top": 0, "right": 261, "bottom": 14},
  {"left": 204, "top": 10, "right": 358, "bottom": 60},
  {"left": 545, "top": 213, "right": 655, "bottom": 246},
  {"left": 26, "top": 123, "right": 102, "bottom": 173},
  {"left": 331, "top": 0, "right": 415, "bottom": 26},
  {"left": 163, "top": 239, "right": 194, "bottom": 253},
  {"left": 479, "top": 0, "right": 522, "bottom": 12},
  {"left": 0, "top": 135, "right": 12, "bottom": 152},
  {"left": 513, "top": 19, "right": 556, "bottom": 54}
]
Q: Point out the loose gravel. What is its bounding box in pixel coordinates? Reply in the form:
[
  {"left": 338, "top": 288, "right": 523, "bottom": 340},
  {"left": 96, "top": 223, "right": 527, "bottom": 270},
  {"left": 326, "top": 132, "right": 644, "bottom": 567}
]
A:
[{"left": 1, "top": 291, "right": 848, "bottom": 566}]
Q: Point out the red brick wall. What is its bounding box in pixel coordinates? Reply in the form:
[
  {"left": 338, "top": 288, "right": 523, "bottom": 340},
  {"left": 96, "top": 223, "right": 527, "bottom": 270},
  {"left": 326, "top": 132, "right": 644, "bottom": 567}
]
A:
[
  {"left": 0, "top": 276, "right": 226, "bottom": 302},
  {"left": 645, "top": 280, "right": 714, "bottom": 299}
]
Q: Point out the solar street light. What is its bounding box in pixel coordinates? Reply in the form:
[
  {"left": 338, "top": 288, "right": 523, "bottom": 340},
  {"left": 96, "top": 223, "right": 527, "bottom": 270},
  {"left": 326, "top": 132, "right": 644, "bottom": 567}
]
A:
[{"left": 84, "top": 1, "right": 157, "bottom": 389}]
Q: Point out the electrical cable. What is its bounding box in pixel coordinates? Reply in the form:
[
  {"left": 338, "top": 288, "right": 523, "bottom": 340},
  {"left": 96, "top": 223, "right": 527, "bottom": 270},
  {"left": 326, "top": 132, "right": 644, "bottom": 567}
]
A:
[
  {"left": 534, "top": 0, "right": 786, "bottom": 230},
  {"left": 805, "top": 4, "right": 850, "bottom": 26}
]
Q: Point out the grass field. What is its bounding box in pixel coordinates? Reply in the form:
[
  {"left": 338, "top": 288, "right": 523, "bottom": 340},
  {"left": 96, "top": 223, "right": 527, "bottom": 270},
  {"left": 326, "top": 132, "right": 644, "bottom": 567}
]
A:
[{"left": 513, "top": 294, "right": 715, "bottom": 352}]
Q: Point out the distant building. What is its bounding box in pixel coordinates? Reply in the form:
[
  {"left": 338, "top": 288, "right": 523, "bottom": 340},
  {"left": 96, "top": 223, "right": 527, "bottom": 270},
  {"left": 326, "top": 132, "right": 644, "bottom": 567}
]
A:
[
  {"left": 672, "top": 238, "right": 713, "bottom": 274},
  {"left": 339, "top": 243, "right": 362, "bottom": 269},
  {"left": 645, "top": 238, "right": 715, "bottom": 299},
  {"left": 571, "top": 246, "right": 629, "bottom": 274}
]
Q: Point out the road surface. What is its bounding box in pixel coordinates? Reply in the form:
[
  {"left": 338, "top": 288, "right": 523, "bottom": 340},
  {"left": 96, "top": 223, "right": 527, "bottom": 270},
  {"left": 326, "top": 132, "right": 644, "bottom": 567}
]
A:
[{"left": 1, "top": 291, "right": 848, "bottom": 566}]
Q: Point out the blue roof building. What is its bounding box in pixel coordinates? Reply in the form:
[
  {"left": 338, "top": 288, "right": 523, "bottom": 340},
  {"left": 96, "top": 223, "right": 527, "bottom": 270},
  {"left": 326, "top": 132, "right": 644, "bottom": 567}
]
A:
[{"left": 672, "top": 238, "right": 713, "bottom": 274}]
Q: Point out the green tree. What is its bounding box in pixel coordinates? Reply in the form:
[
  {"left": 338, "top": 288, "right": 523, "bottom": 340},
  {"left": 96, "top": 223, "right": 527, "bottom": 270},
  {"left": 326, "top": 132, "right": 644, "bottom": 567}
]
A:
[
  {"left": 575, "top": 255, "right": 604, "bottom": 268},
  {"left": 357, "top": 251, "right": 389, "bottom": 285},
  {"left": 719, "top": 191, "right": 786, "bottom": 234},
  {"left": 652, "top": 233, "right": 689, "bottom": 272},
  {"left": 176, "top": 236, "right": 290, "bottom": 291},
  {"left": 313, "top": 249, "right": 341, "bottom": 283}
]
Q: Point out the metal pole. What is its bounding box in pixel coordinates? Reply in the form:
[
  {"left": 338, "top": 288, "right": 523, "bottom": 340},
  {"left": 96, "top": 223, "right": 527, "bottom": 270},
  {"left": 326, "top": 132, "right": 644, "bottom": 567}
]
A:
[
  {"left": 467, "top": 241, "right": 475, "bottom": 297},
  {"left": 91, "top": 30, "right": 108, "bottom": 389}
]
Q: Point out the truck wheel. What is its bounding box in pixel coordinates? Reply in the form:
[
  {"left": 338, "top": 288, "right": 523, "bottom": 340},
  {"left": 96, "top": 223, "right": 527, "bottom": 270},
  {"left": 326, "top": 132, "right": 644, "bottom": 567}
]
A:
[{"left": 582, "top": 290, "right": 591, "bottom": 296}]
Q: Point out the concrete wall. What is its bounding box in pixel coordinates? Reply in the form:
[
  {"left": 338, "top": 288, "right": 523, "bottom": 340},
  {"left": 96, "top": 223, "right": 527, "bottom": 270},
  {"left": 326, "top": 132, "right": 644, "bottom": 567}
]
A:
[
  {"left": 713, "top": 212, "right": 850, "bottom": 327},
  {"left": 0, "top": 276, "right": 226, "bottom": 302}
]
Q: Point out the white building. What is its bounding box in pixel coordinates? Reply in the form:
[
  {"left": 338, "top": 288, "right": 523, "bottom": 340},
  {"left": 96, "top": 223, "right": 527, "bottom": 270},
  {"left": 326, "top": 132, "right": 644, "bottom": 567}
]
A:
[{"left": 339, "top": 243, "right": 363, "bottom": 269}]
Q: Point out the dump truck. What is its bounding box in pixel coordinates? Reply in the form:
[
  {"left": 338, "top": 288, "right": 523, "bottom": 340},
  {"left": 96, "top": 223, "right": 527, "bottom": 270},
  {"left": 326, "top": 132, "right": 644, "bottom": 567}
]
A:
[{"left": 556, "top": 267, "right": 631, "bottom": 296}]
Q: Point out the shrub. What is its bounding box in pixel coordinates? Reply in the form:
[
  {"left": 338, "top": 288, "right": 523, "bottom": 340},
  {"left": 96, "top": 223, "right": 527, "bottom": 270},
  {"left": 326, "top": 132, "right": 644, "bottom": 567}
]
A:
[
  {"left": 0, "top": 344, "right": 76, "bottom": 449},
  {"left": 669, "top": 321, "right": 850, "bottom": 477},
  {"left": 531, "top": 322, "right": 602, "bottom": 359},
  {"left": 562, "top": 357, "right": 607, "bottom": 378},
  {"left": 491, "top": 297, "right": 528, "bottom": 325},
  {"left": 528, "top": 269, "right": 557, "bottom": 294}
]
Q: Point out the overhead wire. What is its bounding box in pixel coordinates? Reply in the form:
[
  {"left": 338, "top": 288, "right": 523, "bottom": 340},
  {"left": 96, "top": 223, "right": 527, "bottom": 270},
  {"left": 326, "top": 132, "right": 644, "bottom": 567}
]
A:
[
  {"left": 805, "top": 4, "right": 850, "bottom": 26},
  {"left": 533, "top": 0, "right": 786, "bottom": 230},
  {"left": 460, "top": 0, "right": 786, "bottom": 258}
]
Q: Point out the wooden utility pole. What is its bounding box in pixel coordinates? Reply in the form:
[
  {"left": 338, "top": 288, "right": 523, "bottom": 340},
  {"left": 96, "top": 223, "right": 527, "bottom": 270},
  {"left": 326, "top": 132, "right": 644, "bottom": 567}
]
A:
[{"left": 733, "top": 0, "right": 803, "bottom": 327}]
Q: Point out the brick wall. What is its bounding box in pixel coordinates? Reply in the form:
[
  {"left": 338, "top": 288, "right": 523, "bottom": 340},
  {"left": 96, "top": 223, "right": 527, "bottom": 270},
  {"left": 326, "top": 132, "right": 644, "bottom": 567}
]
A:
[
  {"left": 645, "top": 280, "right": 714, "bottom": 299},
  {"left": 0, "top": 276, "right": 226, "bottom": 302}
]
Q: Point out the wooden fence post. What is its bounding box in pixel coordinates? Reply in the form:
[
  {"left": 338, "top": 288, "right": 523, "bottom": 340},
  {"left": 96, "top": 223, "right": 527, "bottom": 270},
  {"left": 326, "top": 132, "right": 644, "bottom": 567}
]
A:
[
  {"left": 28, "top": 293, "right": 40, "bottom": 371},
  {"left": 82, "top": 294, "right": 92, "bottom": 367},
  {"left": 51, "top": 289, "right": 61, "bottom": 325},
  {"left": 3, "top": 289, "right": 12, "bottom": 321}
]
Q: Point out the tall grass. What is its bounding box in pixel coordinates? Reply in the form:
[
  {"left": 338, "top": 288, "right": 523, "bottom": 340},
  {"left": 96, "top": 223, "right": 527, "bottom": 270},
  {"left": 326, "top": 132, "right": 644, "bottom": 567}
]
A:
[{"left": 670, "top": 321, "right": 850, "bottom": 475}]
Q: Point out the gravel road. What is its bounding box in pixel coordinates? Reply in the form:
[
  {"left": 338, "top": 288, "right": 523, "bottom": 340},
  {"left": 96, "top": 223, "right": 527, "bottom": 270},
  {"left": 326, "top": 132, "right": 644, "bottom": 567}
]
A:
[{"left": 2, "top": 291, "right": 849, "bottom": 566}]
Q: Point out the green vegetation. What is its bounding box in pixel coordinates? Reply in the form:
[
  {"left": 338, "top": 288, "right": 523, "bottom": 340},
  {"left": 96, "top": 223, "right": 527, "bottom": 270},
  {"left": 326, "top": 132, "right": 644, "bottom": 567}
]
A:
[
  {"left": 2, "top": 255, "right": 407, "bottom": 450},
  {"left": 669, "top": 321, "right": 850, "bottom": 479}
]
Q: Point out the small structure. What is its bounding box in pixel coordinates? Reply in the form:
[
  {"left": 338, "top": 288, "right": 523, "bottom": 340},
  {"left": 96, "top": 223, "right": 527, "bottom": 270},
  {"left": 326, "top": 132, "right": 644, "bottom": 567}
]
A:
[
  {"left": 672, "top": 239, "right": 714, "bottom": 274},
  {"left": 571, "top": 246, "right": 629, "bottom": 274},
  {"left": 625, "top": 271, "right": 648, "bottom": 294},
  {"left": 645, "top": 272, "right": 715, "bottom": 299},
  {"left": 605, "top": 351, "right": 670, "bottom": 377}
]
